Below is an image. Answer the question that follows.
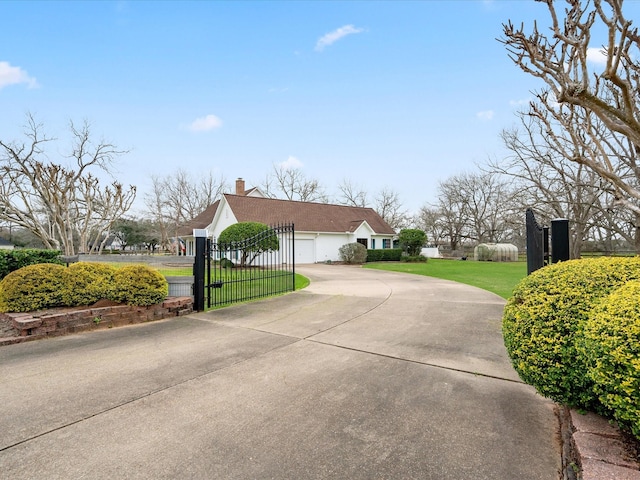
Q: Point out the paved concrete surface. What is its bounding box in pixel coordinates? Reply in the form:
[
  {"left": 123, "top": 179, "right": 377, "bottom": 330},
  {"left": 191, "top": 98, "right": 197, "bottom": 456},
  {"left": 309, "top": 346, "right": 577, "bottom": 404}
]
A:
[{"left": 0, "top": 265, "right": 561, "bottom": 479}]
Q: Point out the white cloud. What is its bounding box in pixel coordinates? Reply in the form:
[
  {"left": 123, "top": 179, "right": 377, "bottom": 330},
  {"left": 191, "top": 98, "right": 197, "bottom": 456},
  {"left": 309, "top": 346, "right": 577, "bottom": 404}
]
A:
[
  {"left": 0, "top": 61, "right": 38, "bottom": 90},
  {"left": 587, "top": 47, "right": 608, "bottom": 66},
  {"left": 268, "top": 86, "right": 289, "bottom": 93},
  {"left": 315, "top": 25, "right": 364, "bottom": 52},
  {"left": 509, "top": 98, "right": 531, "bottom": 107},
  {"left": 476, "top": 110, "right": 495, "bottom": 121},
  {"left": 481, "top": 0, "right": 498, "bottom": 10},
  {"left": 279, "top": 155, "right": 303, "bottom": 170},
  {"left": 185, "top": 114, "right": 222, "bottom": 132}
]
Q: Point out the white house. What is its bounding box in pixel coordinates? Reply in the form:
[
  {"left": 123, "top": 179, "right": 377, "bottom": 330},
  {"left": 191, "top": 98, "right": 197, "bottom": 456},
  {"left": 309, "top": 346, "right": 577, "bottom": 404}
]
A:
[{"left": 179, "top": 178, "right": 396, "bottom": 264}]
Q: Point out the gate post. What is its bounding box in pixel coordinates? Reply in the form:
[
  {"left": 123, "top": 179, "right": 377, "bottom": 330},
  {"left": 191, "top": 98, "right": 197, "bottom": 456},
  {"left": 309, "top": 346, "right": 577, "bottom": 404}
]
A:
[
  {"left": 193, "top": 229, "right": 208, "bottom": 312},
  {"left": 551, "top": 218, "right": 570, "bottom": 263},
  {"left": 526, "top": 208, "right": 545, "bottom": 275}
]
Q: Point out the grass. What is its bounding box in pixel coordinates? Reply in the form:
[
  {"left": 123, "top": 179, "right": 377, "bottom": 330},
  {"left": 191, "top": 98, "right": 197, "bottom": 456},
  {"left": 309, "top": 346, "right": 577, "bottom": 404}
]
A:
[
  {"left": 364, "top": 258, "right": 527, "bottom": 299},
  {"left": 207, "top": 273, "right": 309, "bottom": 310}
]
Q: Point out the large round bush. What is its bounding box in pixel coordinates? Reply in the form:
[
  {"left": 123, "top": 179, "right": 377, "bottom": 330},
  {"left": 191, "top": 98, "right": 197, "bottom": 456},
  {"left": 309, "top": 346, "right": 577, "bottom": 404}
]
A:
[
  {"left": 581, "top": 281, "right": 640, "bottom": 438},
  {"left": 502, "top": 257, "right": 640, "bottom": 410},
  {"left": 62, "top": 262, "right": 117, "bottom": 306},
  {"left": 0, "top": 263, "right": 67, "bottom": 312},
  {"left": 338, "top": 242, "right": 367, "bottom": 264},
  {"left": 111, "top": 265, "right": 168, "bottom": 306}
]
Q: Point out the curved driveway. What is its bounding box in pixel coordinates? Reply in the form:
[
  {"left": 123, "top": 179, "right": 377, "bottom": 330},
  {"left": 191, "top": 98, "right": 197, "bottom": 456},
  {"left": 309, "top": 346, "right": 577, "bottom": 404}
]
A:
[{"left": 0, "top": 265, "right": 560, "bottom": 479}]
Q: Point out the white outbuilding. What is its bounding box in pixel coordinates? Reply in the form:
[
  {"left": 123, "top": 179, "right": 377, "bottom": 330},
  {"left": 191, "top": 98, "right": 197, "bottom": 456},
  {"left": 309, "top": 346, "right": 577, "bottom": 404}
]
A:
[{"left": 474, "top": 243, "right": 518, "bottom": 262}]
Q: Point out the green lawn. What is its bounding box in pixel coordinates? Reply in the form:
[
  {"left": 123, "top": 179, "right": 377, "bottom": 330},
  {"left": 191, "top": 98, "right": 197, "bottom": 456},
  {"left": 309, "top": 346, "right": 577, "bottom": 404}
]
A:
[{"left": 364, "top": 258, "right": 527, "bottom": 299}]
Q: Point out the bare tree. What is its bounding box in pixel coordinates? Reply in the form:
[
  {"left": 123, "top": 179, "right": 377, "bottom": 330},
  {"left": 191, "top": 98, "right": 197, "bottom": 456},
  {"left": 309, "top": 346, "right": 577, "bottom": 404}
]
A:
[
  {"left": 265, "top": 164, "right": 328, "bottom": 203},
  {"left": 337, "top": 178, "right": 369, "bottom": 207},
  {"left": 431, "top": 177, "right": 468, "bottom": 252},
  {"left": 501, "top": 0, "right": 640, "bottom": 216},
  {"left": 428, "top": 172, "right": 518, "bottom": 252},
  {"left": 490, "top": 104, "right": 620, "bottom": 257},
  {"left": 145, "top": 169, "right": 227, "bottom": 251},
  {"left": 374, "top": 187, "right": 409, "bottom": 231},
  {"left": 0, "top": 114, "right": 136, "bottom": 255},
  {"left": 415, "top": 206, "right": 447, "bottom": 247},
  {"left": 455, "top": 172, "right": 514, "bottom": 243}
]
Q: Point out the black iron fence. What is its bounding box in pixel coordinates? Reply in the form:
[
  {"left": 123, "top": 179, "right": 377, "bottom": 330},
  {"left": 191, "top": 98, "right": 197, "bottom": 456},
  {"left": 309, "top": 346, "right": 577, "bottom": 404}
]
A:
[{"left": 193, "top": 224, "right": 295, "bottom": 310}]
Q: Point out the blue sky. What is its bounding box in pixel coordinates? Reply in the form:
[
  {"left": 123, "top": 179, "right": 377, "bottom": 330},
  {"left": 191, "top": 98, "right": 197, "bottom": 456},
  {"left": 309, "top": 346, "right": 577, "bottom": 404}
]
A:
[{"left": 0, "top": 0, "right": 614, "bottom": 216}]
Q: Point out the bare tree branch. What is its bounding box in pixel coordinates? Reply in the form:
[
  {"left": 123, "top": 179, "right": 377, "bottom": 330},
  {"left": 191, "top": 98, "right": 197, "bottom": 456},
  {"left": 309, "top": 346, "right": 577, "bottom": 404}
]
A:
[
  {"left": 337, "top": 178, "right": 369, "bottom": 208},
  {"left": 0, "top": 114, "right": 135, "bottom": 255},
  {"left": 500, "top": 0, "right": 640, "bottom": 219},
  {"left": 267, "top": 164, "right": 328, "bottom": 203}
]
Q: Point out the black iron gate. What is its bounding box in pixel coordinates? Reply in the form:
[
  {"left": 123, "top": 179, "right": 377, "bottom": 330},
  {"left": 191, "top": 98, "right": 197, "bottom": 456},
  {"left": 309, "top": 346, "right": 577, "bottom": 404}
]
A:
[
  {"left": 194, "top": 223, "right": 295, "bottom": 310},
  {"left": 526, "top": 209, "right": 570, "bottom": 275},
  {"left": 526, "top": 208, "right": 548, "bottom": 275}
]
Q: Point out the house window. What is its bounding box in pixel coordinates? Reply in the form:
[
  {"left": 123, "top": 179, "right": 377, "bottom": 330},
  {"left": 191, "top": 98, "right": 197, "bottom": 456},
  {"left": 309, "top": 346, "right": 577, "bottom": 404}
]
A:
[
  {"left": 356, "top": 238, "right": 368, "bottom": 248},
  {"left": 371, "top": 239, "right": 376, "bottom": 249},
  {"left": 383, "top": 239, "right": 391, "bottom": 249}
]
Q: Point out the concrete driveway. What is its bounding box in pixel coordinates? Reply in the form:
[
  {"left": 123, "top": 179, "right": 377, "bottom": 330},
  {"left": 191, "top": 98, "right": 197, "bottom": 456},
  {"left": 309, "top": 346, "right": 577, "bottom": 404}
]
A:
[{"left": 0, "top": 265, "right": 560, "bottom": 479}]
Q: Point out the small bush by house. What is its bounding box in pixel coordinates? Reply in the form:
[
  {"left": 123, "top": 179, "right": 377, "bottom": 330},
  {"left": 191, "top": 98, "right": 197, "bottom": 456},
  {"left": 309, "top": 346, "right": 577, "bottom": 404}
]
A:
[
  {"left": 0, "top": 263, "right": 67, "bottom": 312},
  {"left": 339, "top": 242, "right": 367, "bottom": 264},
  {"left": 502, "top": 256, "right": 640, "bottom": 411},
  {"left": 398, "top": 229, "right": 427, "bottom": 256}
]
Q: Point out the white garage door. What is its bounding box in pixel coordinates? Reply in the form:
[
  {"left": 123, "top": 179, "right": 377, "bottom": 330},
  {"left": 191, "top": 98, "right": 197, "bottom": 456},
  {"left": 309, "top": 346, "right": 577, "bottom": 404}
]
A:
[{"left": 294, "top": 239, "right": 315, "bottom": 264}]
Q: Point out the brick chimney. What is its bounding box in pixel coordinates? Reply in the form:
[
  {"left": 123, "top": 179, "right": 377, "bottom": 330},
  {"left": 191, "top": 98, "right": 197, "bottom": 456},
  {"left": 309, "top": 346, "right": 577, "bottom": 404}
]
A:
[{"left": 235, "top": 178, "right": 246, "bottom": 195}]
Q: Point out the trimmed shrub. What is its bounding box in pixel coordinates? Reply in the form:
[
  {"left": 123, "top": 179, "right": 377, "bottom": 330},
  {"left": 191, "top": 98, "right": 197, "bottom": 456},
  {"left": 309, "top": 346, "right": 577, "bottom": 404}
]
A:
[
  {"left": 581, "top": 281, "right": 640, "bottom": 438},
  {"left": 0, "top": 263, "right": 67, "bottom": 312},
  {"left": 0, "top": 249, "right": 62, "bottom": 280},
  {"left": 220, "top": 258, "right": 235, "bottom": 269},
  {"left": 366, "top": 248, "right": 402, "bottom": 262},
  {"left": 401, "top": 255, "right": 428, "bottom": 263},
  {"left": 111, "top": 265, "right": 168, "bottom": 306},
  {"left": 218, "top": 222, "right": 279, "bottom": 266},
  {"left": 339, "top": 242, "right": 367, "bottom": 264},
  {"left": 502, "top": 257, "right": 640, "bottom": 410},
  {"left": 62, "top": 262, "right": 117, "bottom": 306},
  {"left": 398, "top": 229, "right": 427, "bottom": 256}
]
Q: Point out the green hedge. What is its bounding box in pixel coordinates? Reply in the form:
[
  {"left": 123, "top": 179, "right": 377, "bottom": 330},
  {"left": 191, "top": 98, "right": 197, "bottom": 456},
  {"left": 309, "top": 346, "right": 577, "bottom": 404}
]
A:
[
  {"left": 0, "top": 263, "right": 67, "bottom": 312},
  {"left": 502, "top": 257, "right": 640, "bottom": 412},
  {"left": 366, "top": 248, "right": 402, "bottom": 262},
  {"left": 62, "top": 262, "right": 117, "bottom": 306},
  {"left": 0, "top": 249, "right": 62, "bottom": 280},
  {"left": 0, "top": 262, "right": 168, "bottom": 312},
  {"left": 111, "top": 265, "right": 168, "bottom": 306},
  {"left": 402, "top": 255, "right": 428, "bottom": 263},
  {"left": 581, "top": 281, "right": 640, "bottom": 438}
]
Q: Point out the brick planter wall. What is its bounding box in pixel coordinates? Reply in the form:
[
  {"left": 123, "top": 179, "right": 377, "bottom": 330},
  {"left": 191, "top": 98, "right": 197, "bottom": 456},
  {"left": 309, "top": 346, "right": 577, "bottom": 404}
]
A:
[{"left": 0, "top": 297, "right": 193, "bottom": 347}]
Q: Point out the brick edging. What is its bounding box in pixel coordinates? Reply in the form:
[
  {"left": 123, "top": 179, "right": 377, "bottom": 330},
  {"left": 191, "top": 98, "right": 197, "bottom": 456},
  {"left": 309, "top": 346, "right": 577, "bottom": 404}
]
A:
[
  {"left": 0, "top": 297, "right": 193, "bottom": 347},
  {"left": 560, "top": 406, "right": 640, "bottom": 480}
]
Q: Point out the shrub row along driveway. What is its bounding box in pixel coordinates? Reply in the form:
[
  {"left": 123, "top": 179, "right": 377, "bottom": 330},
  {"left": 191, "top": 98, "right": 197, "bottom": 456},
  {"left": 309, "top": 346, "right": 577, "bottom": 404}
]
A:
[{"left": 0, "top": 265, "right": 560, "bottom": 479}]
